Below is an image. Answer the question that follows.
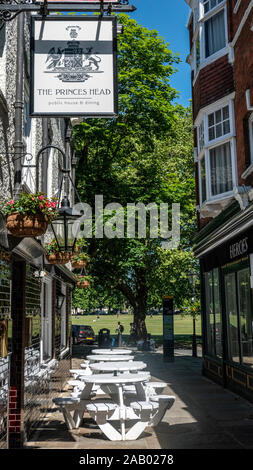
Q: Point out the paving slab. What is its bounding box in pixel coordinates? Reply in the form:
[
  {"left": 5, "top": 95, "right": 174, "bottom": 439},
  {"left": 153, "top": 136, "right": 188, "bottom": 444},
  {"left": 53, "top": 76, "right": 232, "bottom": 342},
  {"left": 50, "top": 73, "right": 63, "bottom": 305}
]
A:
[{"left": 25, "top": 347, "right": 253, "bottom": 449}]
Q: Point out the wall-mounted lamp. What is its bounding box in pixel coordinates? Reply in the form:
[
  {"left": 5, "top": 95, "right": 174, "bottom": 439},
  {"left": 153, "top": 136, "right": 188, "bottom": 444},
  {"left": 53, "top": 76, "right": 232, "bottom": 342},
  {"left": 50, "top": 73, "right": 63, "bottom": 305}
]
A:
[{"left": 56, "top": 292, "right": 65, "bottom": 311}]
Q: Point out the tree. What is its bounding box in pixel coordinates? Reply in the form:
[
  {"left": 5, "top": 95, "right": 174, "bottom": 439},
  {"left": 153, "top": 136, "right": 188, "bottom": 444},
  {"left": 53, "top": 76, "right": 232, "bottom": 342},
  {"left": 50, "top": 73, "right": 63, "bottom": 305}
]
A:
[{"left": 72, "top": 15, "right": 195, "bottom": 339}]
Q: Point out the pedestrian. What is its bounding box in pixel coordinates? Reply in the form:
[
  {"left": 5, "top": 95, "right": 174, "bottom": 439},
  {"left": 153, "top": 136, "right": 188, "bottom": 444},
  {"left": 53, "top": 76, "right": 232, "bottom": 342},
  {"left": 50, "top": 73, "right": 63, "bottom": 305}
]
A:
[{"left": 116, "top": 321, "right": 124, "bottom": 346}]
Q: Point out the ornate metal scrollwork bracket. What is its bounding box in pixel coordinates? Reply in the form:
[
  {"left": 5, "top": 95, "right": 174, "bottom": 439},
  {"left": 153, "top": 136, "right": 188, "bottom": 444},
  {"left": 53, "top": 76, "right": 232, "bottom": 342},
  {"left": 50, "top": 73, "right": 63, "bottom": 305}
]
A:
[
  {"left": 0, "top": 0, "right": 32, "bottom": 30},
  {"left": 0, "top": 0, "right": 136, "bottom": 31}
]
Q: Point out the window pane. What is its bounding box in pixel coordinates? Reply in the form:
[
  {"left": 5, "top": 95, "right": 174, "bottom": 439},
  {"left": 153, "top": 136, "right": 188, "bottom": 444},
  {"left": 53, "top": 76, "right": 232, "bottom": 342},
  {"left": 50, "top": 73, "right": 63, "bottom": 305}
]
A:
[
  {"left": 223, "top": 120, "right": 230, "bottom": 135},
  {"left": 208, "top": 113, "right": 214, "bottom": 127},
  {"left": 237, "top": 269, "right": 253, "bottom": 368},
  {"left": 198, "top": 121, "right": 205, "bottom": 151},
  {"left": 225, "top": 272, "right": 240, "bottom": 363},
  {"left": 209, "top": 126, "right": 215, "bottom": 141},
  {"left": 222, "top": 105, "right": 229, "bottom": 120},
  {"left": 215, "top": 123, "right": 222, "bottom": 138},
  {"left": 208, "top": 105, "right": 230, "bottom": 141},
  {"left": 204, "top": 1, "right": 209, "bottom": 13},
  {"left": 205, "top": 272, "right": 215, "bottom": 356},
  {"left": 215, "top": 109, "right": 222, "bottom": 123},
  {"left": 204, "top": 0, "right": 224, "bottom": 15},
  {"left": 196, "top": 36, "right": 200, "bottom": 70},
  {"left": 201, "top": 158, "right": 206, "bottom": 203},
  {"left": 205, "top": 10, "right": 226, "bottom": 58},
  {"left": 210, "top": 142, "right": 233, "bottom": 196},
  {"left": 213, "top": 268, "right": 222, "bottom": 357}
]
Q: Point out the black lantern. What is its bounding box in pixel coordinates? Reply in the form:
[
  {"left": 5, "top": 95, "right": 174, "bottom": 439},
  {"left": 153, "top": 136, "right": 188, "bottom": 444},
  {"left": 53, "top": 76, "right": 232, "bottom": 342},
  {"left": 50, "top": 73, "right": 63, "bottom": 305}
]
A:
[
  {"left": 36, "top": 145, "right": 83, "bottom": 254},
  {"left": 56, "top": 292, "right": 65, "bottom": 310},
  {"left": 49, "top": 196, "right": 81, "bottom": 253}
]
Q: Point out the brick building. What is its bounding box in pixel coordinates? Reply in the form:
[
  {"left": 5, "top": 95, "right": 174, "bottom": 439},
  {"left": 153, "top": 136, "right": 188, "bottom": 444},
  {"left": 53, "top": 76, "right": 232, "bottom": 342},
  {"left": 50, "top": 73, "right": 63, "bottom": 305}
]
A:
[
  {"left": 186, "top": 0, "right": 253, "bottom": 401},
  {"left": 0, "top": 14, "right": 78, "bottom": 448}
]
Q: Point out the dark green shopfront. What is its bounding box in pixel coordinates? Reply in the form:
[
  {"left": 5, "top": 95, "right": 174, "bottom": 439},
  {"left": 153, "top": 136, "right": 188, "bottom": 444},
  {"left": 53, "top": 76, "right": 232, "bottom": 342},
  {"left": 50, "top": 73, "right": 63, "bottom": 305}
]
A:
[{"left": 195, "top": 201, "right": 253, "bottom": 402}]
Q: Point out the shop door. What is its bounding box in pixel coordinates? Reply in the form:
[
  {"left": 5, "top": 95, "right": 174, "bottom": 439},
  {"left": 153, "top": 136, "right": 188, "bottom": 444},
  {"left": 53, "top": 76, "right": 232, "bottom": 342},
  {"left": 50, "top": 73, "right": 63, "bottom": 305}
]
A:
[{"left": 224, "top": 267, "right": 253, "bottom": 367}]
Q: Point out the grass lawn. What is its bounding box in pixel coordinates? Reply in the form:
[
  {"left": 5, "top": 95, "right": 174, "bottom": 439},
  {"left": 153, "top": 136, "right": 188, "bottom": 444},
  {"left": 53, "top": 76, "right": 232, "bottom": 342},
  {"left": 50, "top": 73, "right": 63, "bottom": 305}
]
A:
[{"left": 72, "top": 313, "right": 202, "bottom": 348}]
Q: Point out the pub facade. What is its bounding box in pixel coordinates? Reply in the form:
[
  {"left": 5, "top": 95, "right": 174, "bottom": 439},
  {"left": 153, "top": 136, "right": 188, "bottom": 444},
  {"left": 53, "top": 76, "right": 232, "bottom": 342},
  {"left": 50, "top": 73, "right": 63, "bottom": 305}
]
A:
[
  {"left": 186, "top": 0, "right": 253, "bottom": 401},
  {"left": 0, "top": 14, "right": 77, "bottom": 448}
]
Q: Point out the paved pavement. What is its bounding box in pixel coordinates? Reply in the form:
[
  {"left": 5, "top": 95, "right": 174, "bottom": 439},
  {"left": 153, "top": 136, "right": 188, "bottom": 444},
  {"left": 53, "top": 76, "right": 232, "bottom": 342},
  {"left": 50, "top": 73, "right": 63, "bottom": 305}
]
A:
[{"left": 25, "top": 347, "right": 253, "bottom": 450}]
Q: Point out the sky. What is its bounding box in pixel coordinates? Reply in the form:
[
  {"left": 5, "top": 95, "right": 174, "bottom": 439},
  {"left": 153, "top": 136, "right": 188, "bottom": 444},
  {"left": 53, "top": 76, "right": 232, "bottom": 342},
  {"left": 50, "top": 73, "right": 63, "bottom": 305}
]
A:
[{"left": 130, "top": 0, "right": 192, "bottom": 107}]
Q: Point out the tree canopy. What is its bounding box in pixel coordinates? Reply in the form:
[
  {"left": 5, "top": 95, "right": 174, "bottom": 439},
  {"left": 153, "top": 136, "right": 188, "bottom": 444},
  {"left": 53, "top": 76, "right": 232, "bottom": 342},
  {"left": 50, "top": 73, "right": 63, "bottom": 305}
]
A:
[{"left": 72, "top": 14, "right": 197, "bottom": 338}]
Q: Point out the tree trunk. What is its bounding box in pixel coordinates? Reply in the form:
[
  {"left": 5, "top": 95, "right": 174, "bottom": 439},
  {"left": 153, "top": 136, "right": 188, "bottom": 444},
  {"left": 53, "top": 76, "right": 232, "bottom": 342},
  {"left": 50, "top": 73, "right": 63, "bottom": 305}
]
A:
[
  {"left": 117, "top": 267, "right": 148, "bottom": 340},
  {"left": 133, "top": 267, "right": 148, "bottom": 340},
  {"left": 133, "top": 305, "right": 147, "bottom": 340}
]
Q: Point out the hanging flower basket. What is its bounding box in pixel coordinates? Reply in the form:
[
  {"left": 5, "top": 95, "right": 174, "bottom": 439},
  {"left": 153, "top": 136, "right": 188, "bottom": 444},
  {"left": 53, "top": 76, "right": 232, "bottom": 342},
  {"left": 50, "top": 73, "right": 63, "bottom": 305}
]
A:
[
  {"left": 77, "top": 279, "right": 90, "bottom": 288},
  {"left": 71, "top": 259, "right": 88, "bottom": 269},
  {"left": 71, "top": 252, "right": 90, "bottom": 269},
  {"left": 76, "top": 275, "right": 91, "bottom": 288},
  {"left": 6, "top": 212, "right": 48, "bottom": 238},
  {"left": 46, "top": 251, "right": 71, "bottom": 265},
  {"left": 3, "top": 192, "right": 58, "bottom": 238},
  {"left": 44, "top": 238, "right": 71, "bottom": 265}
]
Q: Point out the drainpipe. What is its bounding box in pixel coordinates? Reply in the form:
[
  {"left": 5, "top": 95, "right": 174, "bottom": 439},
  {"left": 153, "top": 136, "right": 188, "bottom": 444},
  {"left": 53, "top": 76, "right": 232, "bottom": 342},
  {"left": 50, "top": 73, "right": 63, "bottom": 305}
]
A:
[
  {"left": 71, "top": 153, "right": 78, "bottom": 206},
  {"left": 41, "top": 118, "right": 49, "bottom": 194},
  {"left": 13, "top": 13, "right": 24, "bottom": 198},
  {"left": 65, "top": 121, "right": 72, "bottom": 198}
]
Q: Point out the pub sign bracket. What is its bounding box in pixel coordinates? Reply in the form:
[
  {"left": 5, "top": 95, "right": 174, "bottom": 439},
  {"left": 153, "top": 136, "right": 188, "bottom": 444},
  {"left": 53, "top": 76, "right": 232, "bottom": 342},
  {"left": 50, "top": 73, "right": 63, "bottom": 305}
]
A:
[{"left": 0, "top": 0, "right": 136, "bottom": 30}]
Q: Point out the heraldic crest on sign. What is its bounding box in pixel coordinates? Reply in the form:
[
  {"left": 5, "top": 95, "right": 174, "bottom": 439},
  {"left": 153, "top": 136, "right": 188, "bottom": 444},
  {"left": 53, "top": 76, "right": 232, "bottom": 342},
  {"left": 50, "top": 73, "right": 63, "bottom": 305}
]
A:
[{"left": 45, "top": 25, "right": 103, "bottom": 83}]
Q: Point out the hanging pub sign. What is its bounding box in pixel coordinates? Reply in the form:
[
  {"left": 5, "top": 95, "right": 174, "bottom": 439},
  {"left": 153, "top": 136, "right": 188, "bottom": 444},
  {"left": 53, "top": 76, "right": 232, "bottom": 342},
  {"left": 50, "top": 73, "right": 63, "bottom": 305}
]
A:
[{"left": 30, "top": 16, "right": 118, "bottom": 117}]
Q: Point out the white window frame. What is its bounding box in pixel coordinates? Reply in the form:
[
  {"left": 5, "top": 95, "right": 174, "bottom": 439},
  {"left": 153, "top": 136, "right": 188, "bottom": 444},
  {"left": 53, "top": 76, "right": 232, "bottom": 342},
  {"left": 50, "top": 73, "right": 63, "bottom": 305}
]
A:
[
  {"left": 197, "top": 119, "right": 205, "bottom": 154},
  {"left": 206, "top": 138, "right": 237, "bottom": 201},
  {"left": 202, "top": 0, "right": 225, "bottom": 16},
  {"left": 192, "top": 0, "right": 228, "bottom": 82},
  {"left": 196, "top": 97, "right": 237, "bottom": 205},
  {"left": 206, "top": 100, "right": 234, "bottom": 145}
]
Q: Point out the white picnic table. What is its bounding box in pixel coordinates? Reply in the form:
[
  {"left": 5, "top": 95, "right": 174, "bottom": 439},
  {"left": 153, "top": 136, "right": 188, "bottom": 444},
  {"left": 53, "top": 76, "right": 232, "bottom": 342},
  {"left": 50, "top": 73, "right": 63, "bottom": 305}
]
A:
[
  {"left": 89, "top": 361, "right": 147, "bottom": 374},
  {"left": 81, "top": 372, "right": 154, "bottom": 441},
  {"left": 86, "top": 354, "right": 134, "bottom": 363},
  {"left": 54, "top": 369, "right": 176, "bottom": 440},
  {"left": 91, "top": 349, "right": 132, "bottom": 355}
]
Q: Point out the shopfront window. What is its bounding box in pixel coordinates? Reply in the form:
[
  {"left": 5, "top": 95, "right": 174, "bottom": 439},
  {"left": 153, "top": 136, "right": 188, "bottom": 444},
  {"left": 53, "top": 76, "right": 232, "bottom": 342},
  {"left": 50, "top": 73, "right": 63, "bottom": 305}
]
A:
[
  {"left": 237, "top": 269, "right": 253, "bottom": 367},
  {"left": 224, "top": 265, "right": 253, "bottom": 367},
  {"left": 225, "top": 272, "right": 240, "bottom": 363},
  {"left": 206, "top": 271, "right": 215, "bottom": 356},
  {"left": 205, "top": 268, "right": 222, "bottom": 358},
  {"left": 213, "top": 268, "right": 222, "bottom": 357}
]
